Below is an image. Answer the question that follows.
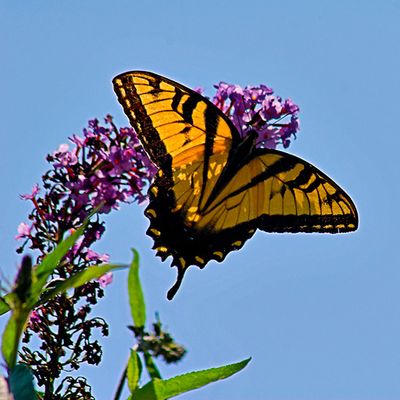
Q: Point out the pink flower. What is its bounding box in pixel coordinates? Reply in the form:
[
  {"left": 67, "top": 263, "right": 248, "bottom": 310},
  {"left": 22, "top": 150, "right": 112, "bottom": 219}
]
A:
[
  {"left": 53, "top": 143, "right": 78, "bottom": 168},
  {"left": 15, "top": 222, "right": 32, "bottom": 240},
  {"left": 86, "top": 249, "right": 109, "bottom": 263},
  {"left": 29, "top": 310, "right": 41, "bottom": 324},
  {"left": 69, "top": 134, "right": 85, "bottom": 147},
  {"left": 20, "top": 184, "right": 40, "bottom": 200},
  {"left": 211, "top": 81, "right": 300, "bottom": 149},
  {"left": 28, "top": 310, "right": 42, "bottom": 331},
  {"left": 193, "top": 87, "right": 204, "bottom": 94},
  {"left": 97, "top": 272, "right": 113, "bottom": 288}
]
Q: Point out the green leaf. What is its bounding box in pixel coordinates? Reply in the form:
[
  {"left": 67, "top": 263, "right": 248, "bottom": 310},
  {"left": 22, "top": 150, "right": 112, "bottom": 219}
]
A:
[
  {"left": 1, "top": 310, "right": 29, "bottom": 369},
  {"left": 128, "top": 249, "right": 146, "bottom": 328},
  {"left": 1, "top": 214, "right": 97, "bottom": 370},
  {"left": 1, "top": 315, "right": 19, "bottom": 368},
  {"left": 9, "top": 364, "right": 36, "bottom": 400},
  {"left": 135, "top": 358, "right": 251, "bottom": 400},
  {"left": 30, "top": 221, "right": 89, "bottom": 304},
  {"left": 0, "top": 294, "right": 12, "bottom": 316},
  {"left": 0, "top": 223, "right": 88, "bottom": 317},
  {"left": 127, "top": 349, "right": 142, "bottom": 393},
  {"left": 13, "top": 256, "right": 32, "bottom": 304},
  {"left": 1, "top": 260, "right": 34, "bottom": 369},
  {"left": 143, "top": 352, "right": 162, "bottom": 380},
  {"left": 38, "top": 263, "right": 125, "bottom": 305}
]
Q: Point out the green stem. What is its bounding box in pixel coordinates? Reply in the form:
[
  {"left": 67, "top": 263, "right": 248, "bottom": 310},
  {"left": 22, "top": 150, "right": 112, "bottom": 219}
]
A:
[
  {"left": 143, "top": 352, "right": 161, "bottom": 380},
  {"left": 113, "top": 363, "right": 128, "bottom": 400}
]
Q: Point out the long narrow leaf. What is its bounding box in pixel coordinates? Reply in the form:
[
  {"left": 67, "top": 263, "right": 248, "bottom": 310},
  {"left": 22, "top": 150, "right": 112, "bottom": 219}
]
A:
[
  {"left": 38, "top": 263, "right": 125, "bottom": 305},
  {"left": 1, "top": 310, "right": 29, "bottom": 369},
  {"left": 0, "top": 220, "right": 90, "bottom": 317},
  {"left": 127, "top": 349, "right": 142, "bottom": 393},
  {"left": 1, "top": 315, "right": 19, "bottom": 368},
  {"left": 1, "top": 259, "right": 33, "bottom": 369},
  {"left": 143, "top": 352, "right": 162, "bottom": 380},
  {"left": 135, "top": 358, "right": 251, "bottom": 400},
  {"left": 128, "top": 249, "right": 146, "bottom": 328},
  {"left": 30, "top": 221, "right": 88, "bottom": 302}
]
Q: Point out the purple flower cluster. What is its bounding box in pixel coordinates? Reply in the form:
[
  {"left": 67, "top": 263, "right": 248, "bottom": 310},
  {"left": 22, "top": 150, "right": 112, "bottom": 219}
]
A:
[
  {"left": 56, "top": 117, "right": 156, "bottom": 211},
  {"left": 212, "top": 82, "right": 300, "bottom": 148},
  {"left": 17, "top": 116, "right": 156, "bottom": 269}
]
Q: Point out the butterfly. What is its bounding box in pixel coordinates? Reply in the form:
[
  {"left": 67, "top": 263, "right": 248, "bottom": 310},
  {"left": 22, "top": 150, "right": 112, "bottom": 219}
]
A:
[{"left": 113, "top": 71, "right": 358, "bottom": 299}]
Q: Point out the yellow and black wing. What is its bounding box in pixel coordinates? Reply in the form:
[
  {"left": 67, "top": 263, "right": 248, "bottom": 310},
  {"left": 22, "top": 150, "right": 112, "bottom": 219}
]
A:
[
  {"left": 113, "top": 71, "right": 240, "bottom": 171},
  {"left": 113, "top": 71, "right": 358, "bottom": 300}
]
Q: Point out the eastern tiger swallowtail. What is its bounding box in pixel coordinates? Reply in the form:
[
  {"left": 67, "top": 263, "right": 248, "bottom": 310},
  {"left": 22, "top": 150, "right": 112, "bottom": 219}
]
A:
[{"left": 113, "top": 71, "right": 358, "bottom": 299}]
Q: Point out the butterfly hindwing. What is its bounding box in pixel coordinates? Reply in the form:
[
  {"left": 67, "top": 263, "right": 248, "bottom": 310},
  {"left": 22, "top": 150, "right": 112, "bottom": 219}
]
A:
[{"left": 145, "top": 159, "right": 258, "bottom": 300}]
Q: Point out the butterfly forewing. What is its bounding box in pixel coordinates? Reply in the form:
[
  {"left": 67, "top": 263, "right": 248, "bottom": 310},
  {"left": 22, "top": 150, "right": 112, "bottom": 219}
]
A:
[{"left": 113, "top": 71, "right": 237, "bottom": 170}]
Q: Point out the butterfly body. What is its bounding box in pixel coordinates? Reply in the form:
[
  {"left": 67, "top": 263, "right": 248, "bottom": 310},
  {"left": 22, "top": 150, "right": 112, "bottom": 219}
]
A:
[{"left": 113, "top": 71, "right": 358, "bottom": 299}]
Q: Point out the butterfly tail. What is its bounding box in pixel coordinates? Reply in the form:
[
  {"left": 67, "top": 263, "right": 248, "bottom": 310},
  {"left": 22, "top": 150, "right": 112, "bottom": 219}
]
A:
[{"left": 167, "top": 266, "right": 186, "bottom": 300}]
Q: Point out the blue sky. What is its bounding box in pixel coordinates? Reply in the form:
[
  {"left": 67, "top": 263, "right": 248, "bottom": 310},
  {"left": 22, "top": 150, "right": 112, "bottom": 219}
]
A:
[{"left": 1, "top": 1, "right": 400, "bottom": 399}]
